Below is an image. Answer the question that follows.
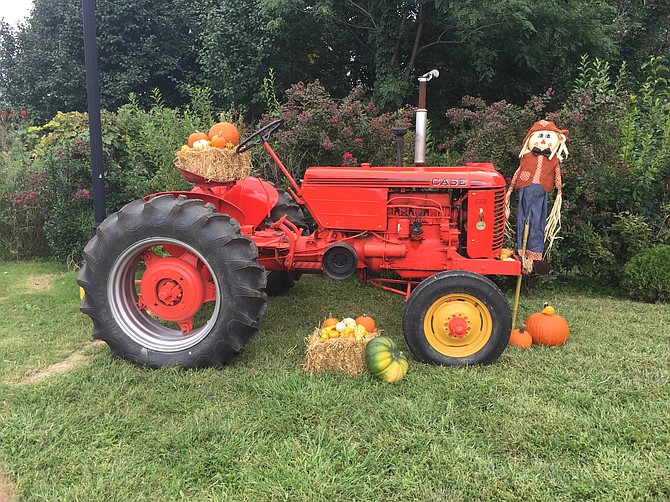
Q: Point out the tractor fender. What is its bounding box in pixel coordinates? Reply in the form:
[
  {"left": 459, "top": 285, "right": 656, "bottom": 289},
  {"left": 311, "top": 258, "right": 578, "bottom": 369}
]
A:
[
  {"left": 214, "top": 177, "right": 279, "bottom": 228},
  {"left": 148, "top": 177, "right": 280, "bottom": 228},
  {"left": 147, "top": 190, "right": 247, "bottom": 225}
]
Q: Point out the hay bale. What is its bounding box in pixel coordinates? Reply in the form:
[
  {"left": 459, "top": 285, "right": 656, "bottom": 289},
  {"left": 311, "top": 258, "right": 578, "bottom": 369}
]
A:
[
  {"left": 304, "top": 328, "right": 380, "bottom": 376},
  {"left": 174, "top": 147, "right": 251, "bottom": 182}
]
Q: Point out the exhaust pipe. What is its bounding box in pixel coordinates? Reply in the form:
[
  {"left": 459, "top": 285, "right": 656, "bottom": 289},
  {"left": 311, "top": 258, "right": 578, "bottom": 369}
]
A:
[{"left": 414, "top": 70, "right": 439, "bottom": 166}]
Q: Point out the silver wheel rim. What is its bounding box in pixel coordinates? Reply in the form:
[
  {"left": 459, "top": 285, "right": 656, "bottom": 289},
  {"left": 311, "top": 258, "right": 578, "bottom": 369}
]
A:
[{"left": 108, "top": 237, "right": 221, "bottom": 353}]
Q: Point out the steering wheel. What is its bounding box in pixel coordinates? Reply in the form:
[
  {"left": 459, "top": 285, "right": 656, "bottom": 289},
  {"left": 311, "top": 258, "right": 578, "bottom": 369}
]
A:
[{"left": 236, "top": 119, "right": 284, "bottom": 154}]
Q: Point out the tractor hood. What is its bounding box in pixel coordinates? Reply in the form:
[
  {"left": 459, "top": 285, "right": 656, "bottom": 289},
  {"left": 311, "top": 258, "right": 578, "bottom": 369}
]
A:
[
  {"left": 301, "top": 163, "right": 506, "bottom": 189},
  {"left": 300, "top": 163, "right": 507, "bottom": 232}
]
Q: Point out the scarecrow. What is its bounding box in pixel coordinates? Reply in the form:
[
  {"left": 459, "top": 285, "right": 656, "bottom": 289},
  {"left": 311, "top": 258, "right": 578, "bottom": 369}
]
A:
[{"left": 506, "top": 120, "right": 569, "bottom": 273}]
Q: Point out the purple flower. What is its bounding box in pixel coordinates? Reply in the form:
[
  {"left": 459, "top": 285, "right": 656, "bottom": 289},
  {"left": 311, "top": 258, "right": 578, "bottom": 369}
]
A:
[
  {"left": 342, "top": 152, "right": 353, "bottom": 159},
  {"left": 354, "top": 137, "right": 363, "bottom": 144}
]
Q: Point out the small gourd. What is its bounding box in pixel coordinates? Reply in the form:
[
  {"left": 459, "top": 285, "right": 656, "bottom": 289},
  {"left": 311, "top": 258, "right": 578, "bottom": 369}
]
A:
[
  {"left": 342, "top": 317, "right": 357, "bottom": 329},
  {"left": 353, "top": 324, "right": 367, "bottom": 340},
  {"left": 323, "top": 317, "right": 339, "bottom": 329},
  {"left": 509, "top": 325, "right": 532, "bottom": 349},
  {"left": 525, "top": 303, "right": 569, "bottom": 346},
  {"left": 210, "top": 132, "right": 228, "bottom": 148},
  {"left": 192, "top": 139, "right": 210, "bottom": 150}
]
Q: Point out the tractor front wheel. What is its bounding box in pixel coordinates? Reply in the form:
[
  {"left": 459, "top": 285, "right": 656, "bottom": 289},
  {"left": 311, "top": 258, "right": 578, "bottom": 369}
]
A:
[
  {"left": 77, "top": 195, "right": 267, "bottom": 368},
  {"left": 402, "top": 271, "right": 511, "bottom": 366}
]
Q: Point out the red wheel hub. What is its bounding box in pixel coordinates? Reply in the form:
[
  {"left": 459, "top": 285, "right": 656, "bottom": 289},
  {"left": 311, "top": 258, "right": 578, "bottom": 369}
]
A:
[
  {"left": 140, "top": 256, "right": 206, "bottom": 323},
  {"left": 446, "top": 315, "right": 470, "bottom": 338},
  {"left": 156, "top": 279, "right": 183, "bottom": 305}
]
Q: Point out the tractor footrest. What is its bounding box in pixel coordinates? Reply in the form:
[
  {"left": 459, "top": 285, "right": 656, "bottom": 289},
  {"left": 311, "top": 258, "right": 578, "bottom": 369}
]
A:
[{"left": 291, "top": 262, "right": 323, "bottom": 271}]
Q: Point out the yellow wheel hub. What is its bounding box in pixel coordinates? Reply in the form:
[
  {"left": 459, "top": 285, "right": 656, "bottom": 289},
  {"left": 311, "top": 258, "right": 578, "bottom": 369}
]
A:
[{"left": 423, "top": 293, "right": 492, "bottom": 357}]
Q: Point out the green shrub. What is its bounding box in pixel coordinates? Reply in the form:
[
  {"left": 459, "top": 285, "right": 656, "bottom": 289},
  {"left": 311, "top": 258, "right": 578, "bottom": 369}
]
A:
[
  {"left": 442, "top": 56, "right": 670, "bottom": 287},
  {"left": 622, "top": 244, "right": 670, "bottom": 302},
  {"left": 32, "top": 111, "right": 120, "bottom": 263},
  {"left": 609, "top": 211, "right": 653, "bottom": 264},
  {"left": 23, "top": 89, "right": 219, "bottom": 263}
]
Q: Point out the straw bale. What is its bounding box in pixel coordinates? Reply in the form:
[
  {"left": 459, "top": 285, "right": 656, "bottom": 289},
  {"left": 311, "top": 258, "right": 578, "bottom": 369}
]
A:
[
  {"left": 174, "top": 147, "right": 251, "bottom": 182},
  {"left": 304, "top": 328, "right": 380, "bottom": 376}
]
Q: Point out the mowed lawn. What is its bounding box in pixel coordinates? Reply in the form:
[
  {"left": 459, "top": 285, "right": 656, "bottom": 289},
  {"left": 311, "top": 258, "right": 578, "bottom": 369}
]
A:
[{"left": 0, "top": 260, "right": 668, "bottom": 501}]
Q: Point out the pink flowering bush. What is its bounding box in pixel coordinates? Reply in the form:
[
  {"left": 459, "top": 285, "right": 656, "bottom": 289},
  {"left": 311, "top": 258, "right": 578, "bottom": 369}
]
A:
[
  {"left": 257, "top": 81, "right": 415, "bottom": 182},
  {"left": 0, "top": 170, "right": 50, "bottom": 258},
  {"left": 0, "top": 109, "right": 51, "bottom": 258}
]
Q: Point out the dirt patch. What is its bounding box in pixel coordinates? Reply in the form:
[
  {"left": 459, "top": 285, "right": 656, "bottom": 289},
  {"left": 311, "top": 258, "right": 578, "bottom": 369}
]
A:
[
  {"left": 0, "top": 470, "right": 16, "bottom": 502},
  {"left": 19, "top": 341, "right": 105, "bottom": 384},
  {"left": 25, "top": 273, "right": 60, "bottom": 292}
]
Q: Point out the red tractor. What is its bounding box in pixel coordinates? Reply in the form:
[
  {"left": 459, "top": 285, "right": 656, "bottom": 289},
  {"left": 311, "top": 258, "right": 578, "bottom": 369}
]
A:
[{"left": 77, "top": 73, "right": 521, "bottom": 369}]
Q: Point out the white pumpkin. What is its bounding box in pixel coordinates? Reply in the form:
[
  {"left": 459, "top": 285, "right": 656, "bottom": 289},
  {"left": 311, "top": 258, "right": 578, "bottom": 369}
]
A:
[
  {"left": 342, "top": 317, "right": 357, "bottom": 329},
  {"left": 192, "top": 139, "right": 210, "bottom": 150}
]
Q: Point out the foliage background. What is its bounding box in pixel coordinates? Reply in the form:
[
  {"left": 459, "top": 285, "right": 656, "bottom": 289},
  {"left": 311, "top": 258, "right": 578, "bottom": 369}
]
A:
[
  {"left": 0, "top": 1, "right": 669, "bottom": 297},
  {"left": 1, "top": 0, "right": 668, "bottom": 120}
]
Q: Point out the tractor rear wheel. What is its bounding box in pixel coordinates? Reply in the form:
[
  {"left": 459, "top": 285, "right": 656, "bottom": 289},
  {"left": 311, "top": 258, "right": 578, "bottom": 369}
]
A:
[
  {"left": 402, "top": 271, "right": 510, "bottom": 366},
  {"left": 77, "top": 195, "right": 267, "bottom": 368},
  {"left": 265, "top": 186, "right": 308, "bottom": 296}
]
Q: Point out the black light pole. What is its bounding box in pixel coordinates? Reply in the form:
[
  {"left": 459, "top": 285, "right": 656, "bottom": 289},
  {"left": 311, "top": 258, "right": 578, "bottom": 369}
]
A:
[{"left": 82, "top": 0, "right": 106, "bottom": 233}]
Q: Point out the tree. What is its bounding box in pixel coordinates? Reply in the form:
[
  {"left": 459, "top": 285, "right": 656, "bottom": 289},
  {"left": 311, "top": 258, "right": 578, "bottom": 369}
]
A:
[
  {"left": 0, "top": 0, "right": 199, "bottom": 121},
  {"left": 0, "top": 21, "right": 19, "bottom": 109},
  {"left": 607, "top": 0, "right": 670, "bottom": 71},
  {"left": 0, "top": 0, "right": 666, "bottom": 121}
]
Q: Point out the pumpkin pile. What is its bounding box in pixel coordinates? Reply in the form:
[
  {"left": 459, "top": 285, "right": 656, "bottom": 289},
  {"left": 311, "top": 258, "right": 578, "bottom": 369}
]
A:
[
  {"left": 174, "top": 122, "right": 251, "bottom": 182},
  {"left": 318, "top": 315, "right": 376, "bottom": 342},
  {"left": 304, "top": 315, "right": 380, "bottom": 376},
  {"left": 183, "top": 122, "right": 241, "bottom": 150},
  {"left": 509, "top": 303, "right": 570, "bottom": 349}
]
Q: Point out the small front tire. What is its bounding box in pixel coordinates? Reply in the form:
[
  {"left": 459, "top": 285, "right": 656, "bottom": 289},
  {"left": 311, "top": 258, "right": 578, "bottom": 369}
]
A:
[{"left": 402, "top": 271, "right": 511, "bottom": 366}]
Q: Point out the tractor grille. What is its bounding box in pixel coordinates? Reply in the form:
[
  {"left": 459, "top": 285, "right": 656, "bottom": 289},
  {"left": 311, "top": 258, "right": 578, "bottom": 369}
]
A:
[{"left": 492, "top": 188, "right": 505, "bottom": 251}]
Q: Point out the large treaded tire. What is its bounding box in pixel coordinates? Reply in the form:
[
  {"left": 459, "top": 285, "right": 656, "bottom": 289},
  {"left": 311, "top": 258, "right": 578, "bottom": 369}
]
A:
[
  {"left": 77, "top": 195, "right": 267, "bottom": 368},
  {"left": 402, "top": 271, "right": 511, "bottom": 366},
  {"left": 265, "top": 186, "right": 307, "bottom": 296}
]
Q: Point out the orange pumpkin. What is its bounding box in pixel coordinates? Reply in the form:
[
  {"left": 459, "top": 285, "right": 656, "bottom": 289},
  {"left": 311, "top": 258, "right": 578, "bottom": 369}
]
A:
[
  {"left": 509, "top": 325, "right": 532, "bottom": 349},
  {"left": 323, "top": 317, "right": 339, "bottom": 329},
  {"left": 355, "top": 315, "right": 375, "bottom": 333},
  {"left": 208, "top": 122, "right": 239, "bottom": 145},
  {"left": 525, "top": 303, "right": 569, "bottom": 346},
  {"left": 210, "top": 132, "right": 228, "bottom": 148},
  {"left": 188, "top": 131, "right": 209, "bottom": 148}
]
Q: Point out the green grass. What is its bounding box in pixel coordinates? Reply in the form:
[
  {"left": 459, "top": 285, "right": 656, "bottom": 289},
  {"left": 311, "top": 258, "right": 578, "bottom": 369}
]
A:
[{"left": 1, "top": 261, "right": 669, "bottom": 501}]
